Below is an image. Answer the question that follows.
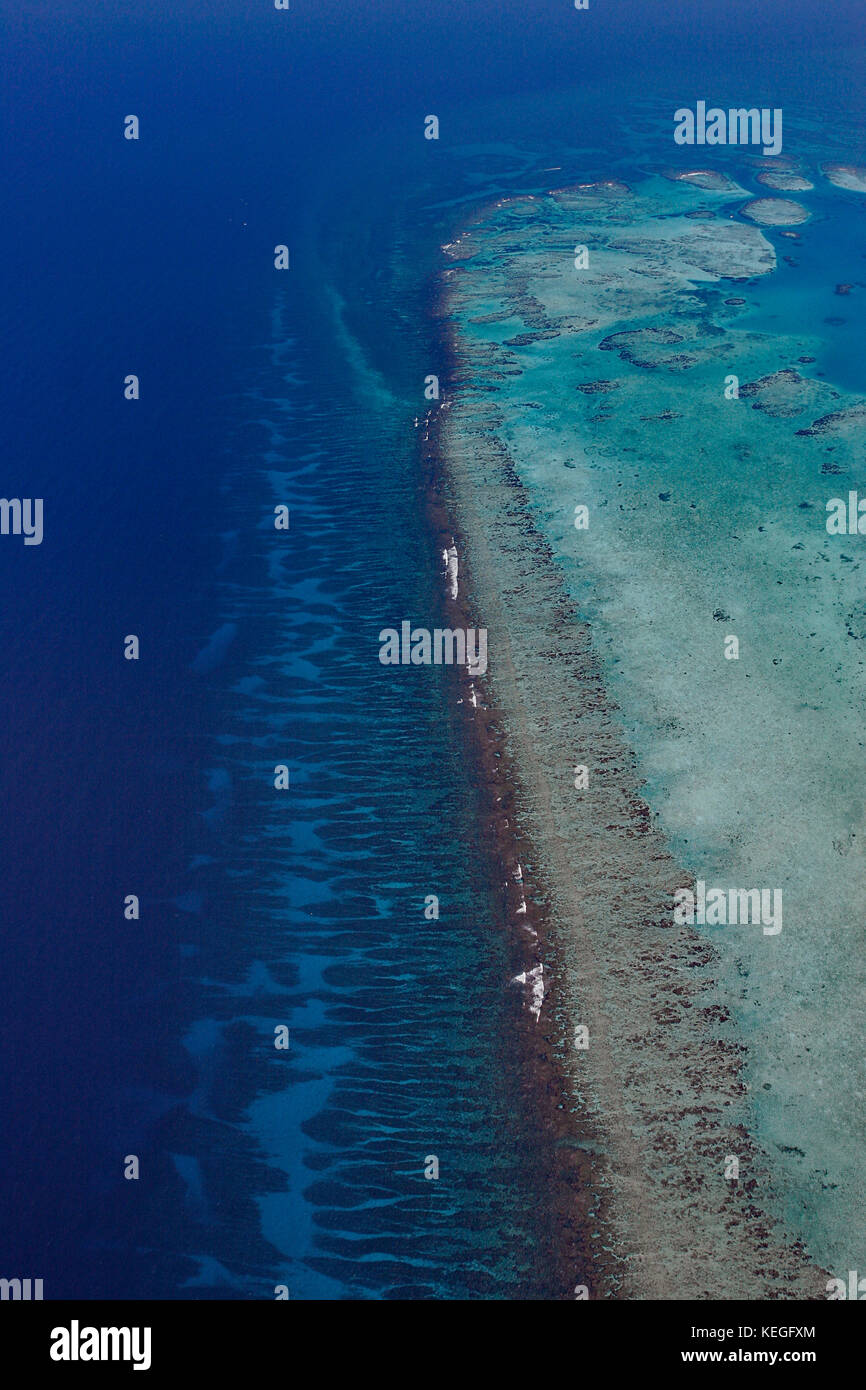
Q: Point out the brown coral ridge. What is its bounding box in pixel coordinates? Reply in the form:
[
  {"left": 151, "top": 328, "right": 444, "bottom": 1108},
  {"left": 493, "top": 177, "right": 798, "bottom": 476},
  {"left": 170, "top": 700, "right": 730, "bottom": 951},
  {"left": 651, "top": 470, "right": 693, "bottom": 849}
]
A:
[
  {"left": 419, "top": 368, "right": 618, "bottom": 1304},
  {"left": 796, "top": 403, "right": 866, "bottom": 437},
  {"left": 576, "top": 380, "right": 622, "bottom": 395}
]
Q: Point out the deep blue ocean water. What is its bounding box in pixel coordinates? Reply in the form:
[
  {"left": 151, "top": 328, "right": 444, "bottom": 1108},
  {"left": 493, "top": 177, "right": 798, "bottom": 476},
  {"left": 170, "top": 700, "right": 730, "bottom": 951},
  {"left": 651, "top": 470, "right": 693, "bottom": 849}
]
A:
[{"left": 1, "top": 0, "right": 863, "bottom": 1300}]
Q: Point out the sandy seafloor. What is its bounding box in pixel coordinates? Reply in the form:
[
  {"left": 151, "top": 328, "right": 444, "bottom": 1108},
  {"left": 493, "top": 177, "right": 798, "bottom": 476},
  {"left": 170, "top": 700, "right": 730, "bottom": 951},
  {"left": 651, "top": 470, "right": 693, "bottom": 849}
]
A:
[{"left": 433, "top": 121, "right": 866, "bottom": 1296}]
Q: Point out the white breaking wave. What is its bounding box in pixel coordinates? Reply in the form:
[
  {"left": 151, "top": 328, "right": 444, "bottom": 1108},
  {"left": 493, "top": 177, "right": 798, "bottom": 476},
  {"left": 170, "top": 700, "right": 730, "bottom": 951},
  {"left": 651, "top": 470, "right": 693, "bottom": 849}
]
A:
[
  {"left": 442, "top": 542, "right": 459, "bottom": 599},
  {"left": 512, "top": 963, "right": 544, "bottom": 1020}
]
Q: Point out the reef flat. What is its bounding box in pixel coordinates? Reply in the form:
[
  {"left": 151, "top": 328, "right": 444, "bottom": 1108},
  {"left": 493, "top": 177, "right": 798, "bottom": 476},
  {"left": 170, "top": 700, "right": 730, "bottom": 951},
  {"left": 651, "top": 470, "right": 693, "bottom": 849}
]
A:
[{"left": 436, "top": 164, "right": 866, "bottom": 1295}]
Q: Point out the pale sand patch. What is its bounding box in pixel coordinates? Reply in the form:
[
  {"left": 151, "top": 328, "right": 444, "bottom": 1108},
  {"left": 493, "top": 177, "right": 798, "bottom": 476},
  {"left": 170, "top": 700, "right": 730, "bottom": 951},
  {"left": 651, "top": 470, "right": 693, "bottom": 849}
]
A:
[
  {"left": 756, "top": 170, "right": 814, "bottom": 192},
  {"left": 822, "top": 163, "right": 866, "bottom": 193},
  {"left": 661, "top": 168, "right": 741, "bottom": 193},
  {"left": 741, "top": 197, "right": 810, "bottom": 226},
  {"left": 550, "top": 178, "right": 631, "bottom": 198},
  {"left": 747, "top": 155, "right": 801, "bottom": 172}
]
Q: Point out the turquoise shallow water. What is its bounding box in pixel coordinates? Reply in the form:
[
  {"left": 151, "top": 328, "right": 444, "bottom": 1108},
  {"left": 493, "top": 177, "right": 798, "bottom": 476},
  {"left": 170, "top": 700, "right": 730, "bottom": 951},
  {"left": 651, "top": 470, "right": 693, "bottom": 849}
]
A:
[{"left": 443, "top": 100, "right": 866, "bottom": 1276}]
